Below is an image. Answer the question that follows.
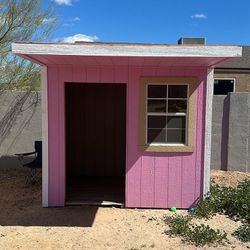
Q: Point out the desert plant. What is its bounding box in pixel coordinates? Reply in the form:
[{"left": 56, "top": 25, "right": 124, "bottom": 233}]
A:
[
  {"left": 163, "top": 215, "right": 228, "bottom": 247},
  {"left": 196, "top": 179, "right": 250, "bottom": 222},
  {"left": 233, "top": 224, "right": 250, "bottom": 242},
  {"left": 185, "top": 224, "right": 228, "bottom": 247},
  {"left": 163, "top": 215, "right": 191, "bottom": 236}
]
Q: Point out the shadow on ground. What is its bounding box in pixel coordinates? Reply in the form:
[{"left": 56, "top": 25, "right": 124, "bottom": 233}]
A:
[{"left": 0, "top": 169, "right": 98, "bottom": 227}]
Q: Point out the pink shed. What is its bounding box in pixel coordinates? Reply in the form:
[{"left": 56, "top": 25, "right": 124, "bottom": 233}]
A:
[{"left": 12, "top": 42, "right": 242, "bottom": 208}]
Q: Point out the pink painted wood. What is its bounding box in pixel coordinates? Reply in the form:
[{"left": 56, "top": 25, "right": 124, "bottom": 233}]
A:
[{"left": 46, "top": 61, "right": 207, "bottom": 208}]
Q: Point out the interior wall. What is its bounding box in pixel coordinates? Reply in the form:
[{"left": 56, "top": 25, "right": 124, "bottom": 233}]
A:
[
  {"left": 65, "top": 83, "right": 126, "bottom": 178},
  {"left": 47, "top": 64, "right": 207, "bottom": 208}
]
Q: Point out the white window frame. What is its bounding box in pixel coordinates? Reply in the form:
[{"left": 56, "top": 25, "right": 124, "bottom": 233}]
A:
[
  {"left": 145, "top": 83, "right": 189, "bottom": 146},
  {"left": 214, "top": 78, "right": 236, "bottom": 95}
]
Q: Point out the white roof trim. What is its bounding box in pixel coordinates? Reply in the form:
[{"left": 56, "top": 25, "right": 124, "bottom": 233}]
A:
[{"left": 12, "top": 43, "right": 242, "bottom": 58}]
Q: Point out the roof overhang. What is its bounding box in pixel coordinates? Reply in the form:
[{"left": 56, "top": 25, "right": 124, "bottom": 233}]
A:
[{"left": 12, "top": 42, "right": 242, "bottom": 67}]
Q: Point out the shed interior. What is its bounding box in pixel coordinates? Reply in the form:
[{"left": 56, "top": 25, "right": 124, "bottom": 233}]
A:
[{"left": 65, "top": 83, "right": 126, "bottom": 205}]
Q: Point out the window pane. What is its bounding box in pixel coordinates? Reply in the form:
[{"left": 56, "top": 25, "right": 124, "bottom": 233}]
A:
[
  {"left": 168, "top": 85, "right": 187, "bottom": 98},
  {"left": 214, "top": 79, "right": 234, "bottom": 95},
  {"left": 148, "top": 100, "right": 166, "bottom": 113},
  {"left": 167, "top": 116, "right": 186, "bottom": 129},
  {"left": 148, "top": 85, "right": 167, "bottom": 98},
  {"left": 168, "top": 100, "right": 187, "bottom": 113},
  {"left": 167, "top": 129, "right": 185, "bottom": 143},
  {"left": 148, "top": 116, "right": 166, "bottom": 128},
  {"left": 148, "top": 129, "right": 166, "bottom": 143}
]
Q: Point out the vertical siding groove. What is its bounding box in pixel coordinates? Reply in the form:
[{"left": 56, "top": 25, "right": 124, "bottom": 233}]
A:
[
  {"left": 180, "top": 156, "right": 183, "bottom": 208},
  {"left": 153, "top": 154, "right": 155, "bottom": 207},
  {"left": 167, "top": 155, "right": 170, "bottom": 207}
]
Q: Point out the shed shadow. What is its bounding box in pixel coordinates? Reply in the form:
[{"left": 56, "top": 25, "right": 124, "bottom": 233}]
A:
[
  {"left": 0, "top": 165, "right": 98, "bottom": 227},
  {"left": 0, "top": 205, "right": 99, "bottom": 227}
]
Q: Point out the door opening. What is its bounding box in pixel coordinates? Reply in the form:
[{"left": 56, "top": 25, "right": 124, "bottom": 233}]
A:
[{"left": 65, "top": 83, "right": 126, "bottom": 205}]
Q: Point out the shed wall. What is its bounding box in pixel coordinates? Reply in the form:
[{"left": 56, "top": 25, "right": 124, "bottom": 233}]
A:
[{"left": 46, "top": 65, "right": 207, "bottom": 208}]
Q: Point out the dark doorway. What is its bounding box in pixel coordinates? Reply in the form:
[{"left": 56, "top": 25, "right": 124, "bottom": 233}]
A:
[{"left": 65, "top": 83, "right": 126, "bottom": 205}]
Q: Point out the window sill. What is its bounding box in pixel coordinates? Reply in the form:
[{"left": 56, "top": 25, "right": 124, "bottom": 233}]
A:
[{"left": 139, "top": 144, "right": 194, "bottom": 153}]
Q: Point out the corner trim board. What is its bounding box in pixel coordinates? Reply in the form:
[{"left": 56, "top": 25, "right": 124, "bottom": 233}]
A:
[
  {"left": 203, "top": 69, "right": 214, "bottom": 196},
  {"left": 41, "top": 66, "right": 49, "bottom": 207}
]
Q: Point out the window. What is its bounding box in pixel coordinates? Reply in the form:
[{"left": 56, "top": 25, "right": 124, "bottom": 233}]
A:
[
  {"left": 147, "top": 84, "right": 187, "bottom": 144},
  {"left": 214, "top": 79, "right": 235, "bottom": 95},
  {"left": 139, "top": 77, "right": 197, "bottom": 152}
]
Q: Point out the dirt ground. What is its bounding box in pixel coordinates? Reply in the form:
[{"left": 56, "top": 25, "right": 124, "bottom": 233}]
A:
[{"left": 0, "top": 169, "right": 249, "bottom": 250}]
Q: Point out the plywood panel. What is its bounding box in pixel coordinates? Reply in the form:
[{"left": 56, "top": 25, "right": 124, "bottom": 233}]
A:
[
  {"left": 141, "top": 155, "right": 155, "bottom": 207},
  {"left": 167, "top": 155, "right": 182, "bottom": 208},
  {"left": 126, "top": 66, "right": 142, "bottom": 207},
  {"left": 58, "top": 66, "right": 73, "bottom": 204},
  {"left": 154, "top": 156, "right": 169, "bottom": 208}
]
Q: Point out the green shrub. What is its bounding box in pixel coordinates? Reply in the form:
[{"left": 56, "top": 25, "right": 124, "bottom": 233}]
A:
[
  {"left": 233, "top": 224, "right": 250, "bottom": 242},
  {"left": 163, "top": 215, "right": 191, "bottom": 236},
  {"left": 163, "top": 215, "right": 228, "bottom": 247},
  {"left": 196, "top": 178, "right": 250, "bottom": 222},
  {"left": 185, "top": 224, "right": 228, "bottom": 247}
]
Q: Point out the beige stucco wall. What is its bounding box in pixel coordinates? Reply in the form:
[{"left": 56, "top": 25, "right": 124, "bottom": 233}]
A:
[{"left": 214, "top": 70, "right": 250, "bottom": 92}]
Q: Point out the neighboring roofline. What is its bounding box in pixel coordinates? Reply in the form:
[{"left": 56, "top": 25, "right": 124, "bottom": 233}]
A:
[
  {"left": 215, "top": 68, "right": 250, "bottom": 73},
  {"left": 12, "top": 42, "right": 242, "bottom": 58}
]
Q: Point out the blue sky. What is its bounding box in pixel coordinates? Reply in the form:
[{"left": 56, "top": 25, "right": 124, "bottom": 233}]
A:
[{"left": 44, "top": 0, "right": 250, "bottom": 45}]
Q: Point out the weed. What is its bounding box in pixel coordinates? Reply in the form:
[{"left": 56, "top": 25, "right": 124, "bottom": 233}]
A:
[
  {"left": 163, "top": 215, "right": 191, "bottom": 236},
  {"left": 196, "top": 178, "right": 250, "bottom": 222},
  {"left": 233, "top": 224, "right": 250, "bottom": 242},
  {"left": 185, "top": 224, "right": 228, "bottom": 247},
  {"left": 163, "top": 215, "right": 228, "bottom": 247}
]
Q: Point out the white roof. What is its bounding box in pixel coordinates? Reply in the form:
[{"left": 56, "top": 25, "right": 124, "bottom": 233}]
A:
[{"left": 12, "top": 42, "right": 242, "bottom": 58}]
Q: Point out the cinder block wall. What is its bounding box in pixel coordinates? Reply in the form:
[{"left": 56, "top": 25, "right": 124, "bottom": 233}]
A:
[
  {"left": 211, "top": 92, "right": 250, "bottom": 172},
  {"left": 0, "top": 91, "right": 41, "bottom": 170}
]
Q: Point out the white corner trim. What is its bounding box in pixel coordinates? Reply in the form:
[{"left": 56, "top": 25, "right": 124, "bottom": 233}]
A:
[
  {"left": 203, "top": 68, "right": 214, "bottom": 197},
  {"left": 12, "top": 43, "right": 242, "bottom": 58},
  {"left": 41, "top": 66, "right": 49, "bottom": 207}
]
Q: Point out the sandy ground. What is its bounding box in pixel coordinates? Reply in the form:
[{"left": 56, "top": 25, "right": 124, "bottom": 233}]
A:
[{"left": 0, "top": 169, "right": 249, "bottom": 250}]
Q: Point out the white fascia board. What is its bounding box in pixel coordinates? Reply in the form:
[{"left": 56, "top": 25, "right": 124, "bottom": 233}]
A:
[{"left": 12, "top": 43, "right": 242, "bottom": 58}]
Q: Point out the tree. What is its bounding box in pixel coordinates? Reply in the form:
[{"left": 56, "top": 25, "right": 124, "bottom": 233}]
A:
[{"left": 0, "top": 0, "right": 57, "bottom": 89}]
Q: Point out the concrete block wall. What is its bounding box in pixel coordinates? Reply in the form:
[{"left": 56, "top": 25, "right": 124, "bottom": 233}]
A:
[
  {"left": 211, "top": 93, "right": 250, "bottom": 172},
  {"left": 0, "top": 91, "right": 41, "bottom": 170}
]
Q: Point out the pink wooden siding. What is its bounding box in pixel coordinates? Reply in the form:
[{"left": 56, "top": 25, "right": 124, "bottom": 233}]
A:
[{"left": 47, "top": 64, "right": 207, "bottom": 208}]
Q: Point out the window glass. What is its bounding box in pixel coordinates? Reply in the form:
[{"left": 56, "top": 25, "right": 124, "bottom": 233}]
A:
[
  {"left": 167, "top": 129, "right": 185, "bottom": 143},
  {"left": 168, "top": 85, "right": 187, "bottom": 98},
  {"left": 167, "top": 116, "right": 186, "bottom": 129},
  {"left": 148, "top": 85, "right": 167, "bottom": 98},
  {"left": 214, "top": 79, "right": 234, "bottom": 95},
  {"left": 148, "top": 116, "right": 166, "bottom": 129},
  {"left": 168, "top": 100, "right": 187, "bottom": 113},
  {"left": 148, "top": 129, "right": 166, "bottom": 143},
  {"left": 147, "top": 100, "right": 166, "bottom": 113},
  {"left": 147, "top": 84, "right": 187, "bottom": 144}
]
